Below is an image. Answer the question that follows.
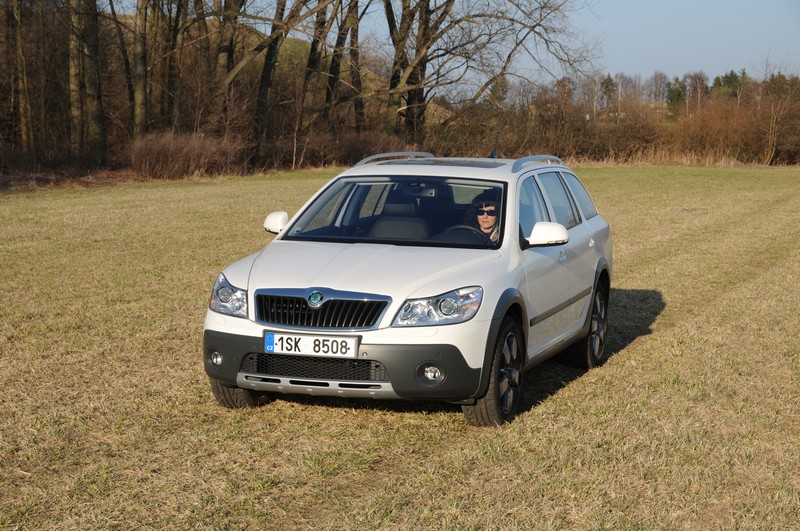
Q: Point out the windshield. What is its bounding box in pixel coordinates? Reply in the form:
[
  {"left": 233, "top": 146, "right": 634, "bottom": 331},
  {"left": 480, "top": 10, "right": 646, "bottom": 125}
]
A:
[{"left": 284, "top": 176, "right": 506, "bottom": 249}]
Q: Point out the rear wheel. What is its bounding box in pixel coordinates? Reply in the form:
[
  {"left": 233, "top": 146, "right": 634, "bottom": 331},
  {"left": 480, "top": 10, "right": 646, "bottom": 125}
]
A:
[
  {"left": 462, "top": 316, "right": 524, "bottom": 426},
  {"left": 563, "top": 279, "right": 609, "bottom": 369},
  {"left": 209, "top": 378, "right": 271, "bottom": 408}
]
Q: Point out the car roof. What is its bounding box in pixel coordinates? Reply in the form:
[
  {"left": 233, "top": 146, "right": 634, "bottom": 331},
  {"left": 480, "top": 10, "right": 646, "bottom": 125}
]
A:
[{"left": 339, "top": 153, "right": 569, "bottom": 183}]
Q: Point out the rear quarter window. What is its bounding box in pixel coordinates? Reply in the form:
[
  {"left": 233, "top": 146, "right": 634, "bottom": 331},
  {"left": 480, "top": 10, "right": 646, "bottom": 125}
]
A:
[{"left": 562, "top": 172, "right": 598, "bottom": 219}]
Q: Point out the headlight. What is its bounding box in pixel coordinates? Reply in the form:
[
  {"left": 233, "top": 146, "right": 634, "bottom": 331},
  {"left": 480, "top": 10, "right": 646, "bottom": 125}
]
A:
[
  {"left": 392, "top": 286, "right": 483, "bottom": 327},
  {"left": 209, "top": 273, "right": 247, "bottom": 318}
]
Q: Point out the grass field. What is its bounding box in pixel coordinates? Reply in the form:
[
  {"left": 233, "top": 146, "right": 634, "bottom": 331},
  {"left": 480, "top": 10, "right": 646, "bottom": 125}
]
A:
[{"left": 2, "top": 165, "right": 799, "bottom": 529}]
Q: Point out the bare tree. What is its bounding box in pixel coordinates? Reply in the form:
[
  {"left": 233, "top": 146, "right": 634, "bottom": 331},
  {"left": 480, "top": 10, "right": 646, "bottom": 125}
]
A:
[
  {"left": 108, "top": 0, "right": 135, "bottom": 132},
  {"left": 646, "top": 71, "right": 669, "bottom": 103},
  {"left": 302, "top": 0, "right": 338, "bottom": 112},
  {"left": 683, "top": 71, "right": 708, "bottom": 115},
  {"left": 380, "top": 0, "right": 595, "bottom": 144},
  {"left": 254, "top": 0, "right": 333, "bottom": 159},
  {"left": 68, "top": 0, "right": 105, "bottom": 165},
  {"left": 382, "top": 0, "right": 414, "bottom": 133},
  {"left": 209, "top": 0, "right": 246, "bottom": 132},
  {"left": 82, "top": 0, "right": 106, "bottom": 165},
  {"left": 11, "top": 0, "right": 34, "bottom": 156},
  {"left": 158, "top": 0, "right": 189, "bottom": 128},
  {"left": 133, "top": 0, "right": 148, "bottom": 137},
  {"left": 759, "top": 70, "right": 799, "bottom": 165},
  {"left": 323, "top": 0, "right": 360, "bottom": 128},
  {"left": 255, "top": 0, "right": 292, "bottom": 158},
  {"left": 348, "top": 3, "right": 366, "bottom": 132}
]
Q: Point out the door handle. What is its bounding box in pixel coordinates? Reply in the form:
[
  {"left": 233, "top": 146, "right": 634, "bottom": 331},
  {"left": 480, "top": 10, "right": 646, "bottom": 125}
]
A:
[
  {"left": 589, "top": 238, "right": 595, "bottom": 249},
  {"left": 558, "top": 250, "right": 567, "bottom": 265}
]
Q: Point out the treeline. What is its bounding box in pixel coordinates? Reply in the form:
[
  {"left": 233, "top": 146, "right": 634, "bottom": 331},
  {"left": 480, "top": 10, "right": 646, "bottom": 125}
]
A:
[
  {"left": 460, "top": 70, "right": 800, "bottom": 166},
  {"left": 1, "top": 0, "right": 798, "bottom": 178}
]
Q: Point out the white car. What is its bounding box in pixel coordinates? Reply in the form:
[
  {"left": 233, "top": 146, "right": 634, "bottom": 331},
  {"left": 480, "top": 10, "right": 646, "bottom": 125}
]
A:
[{"left": 203, "top": 153, "right": 612, "bottom": 426}]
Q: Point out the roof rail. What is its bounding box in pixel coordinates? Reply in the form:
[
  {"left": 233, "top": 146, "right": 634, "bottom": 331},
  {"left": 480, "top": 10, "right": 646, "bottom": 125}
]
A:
[
  {"left": 355, "top": 151, "right": 435, "bottom": 166},
  {"left": 511, "top": 155, "right": 563, "bottom": 173}
]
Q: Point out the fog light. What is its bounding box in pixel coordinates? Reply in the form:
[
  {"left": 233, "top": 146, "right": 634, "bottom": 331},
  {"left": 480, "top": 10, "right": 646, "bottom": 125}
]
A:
[
  {"left": 210, "top": 351, "right": 223, "bottom": 366},
  {"left": 416, "top": 362, "right": 446, "bottom": 387},
  {"left": 423, "top": 366, "right": 442, "bottom": 381}
]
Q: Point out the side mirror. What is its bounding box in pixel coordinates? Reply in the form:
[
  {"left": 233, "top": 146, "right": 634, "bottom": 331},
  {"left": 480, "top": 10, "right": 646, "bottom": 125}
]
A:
[
  {"left": 527, "top": 221, "right": 569, "bottom": 247},
  {"left": 264, "top": 211, "right": 289, "bottom": 234}
]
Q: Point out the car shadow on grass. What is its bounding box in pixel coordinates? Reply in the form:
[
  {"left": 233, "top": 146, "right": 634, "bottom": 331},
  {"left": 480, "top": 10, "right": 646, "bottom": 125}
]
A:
[
  {"left": 521, "top": 288, "right": 665, "bottom": 411},
  {"left": 263, "top": 288, "right": 665, "bottom": 419}
]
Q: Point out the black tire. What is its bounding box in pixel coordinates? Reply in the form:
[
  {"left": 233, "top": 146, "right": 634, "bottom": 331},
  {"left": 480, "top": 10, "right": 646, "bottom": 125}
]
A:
[
  {"left": 462, "top": 316, "right": 524, "bottom": 426},
  {"left": 209, "top": 378, "right": 271, "bottom": 408},
  {"left": 562, "top": 279, "right": 610, "bottom": 369}
]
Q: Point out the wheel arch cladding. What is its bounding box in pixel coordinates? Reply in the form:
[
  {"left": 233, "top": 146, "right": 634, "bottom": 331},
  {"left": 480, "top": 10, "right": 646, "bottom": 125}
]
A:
[{"left": 475, "top": 288, "right": 528, "bottom": 399}]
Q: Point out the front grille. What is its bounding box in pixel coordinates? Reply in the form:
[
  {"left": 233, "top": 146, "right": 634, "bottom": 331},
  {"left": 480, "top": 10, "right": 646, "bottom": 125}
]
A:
[
  {"left": 255, "top": 295, "right": 387, "bottom": 329},
  {"left": 240, "top": 353, "right": 390, "bottom": 382}
]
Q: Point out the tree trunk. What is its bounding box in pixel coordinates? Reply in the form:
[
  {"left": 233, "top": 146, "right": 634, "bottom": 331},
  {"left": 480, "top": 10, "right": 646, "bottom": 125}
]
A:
[
  {"left": 12, "top": 0, "right": 34, "bottom": 156},
  {"left": 763, "top": 113, "right": 778, "bottom": 165},
  {"left": 323, "top": 0, "right": 358, "bottom": 128},
  {"left": 68, "top": 0, "right": 84, "bottom": 159},
  {"left": 109, "top": 0, "right": 135, "bottom": 133},
  {"left": 383, "top": 0, "right": 413, "bottom": 133},
  {"left": 255, "top": 0, "right": 289, "bottom": 160},
  {"left": 82, "top": 0, "right": 106, "bottom": 166},
  {"left": 349, "top": 3, "right": 365, "bottom": 133},
  {"left": 211, "top": 0, "right": 245, "bottom": 133},
  {"left": 165, "top": 0, "right": 187, "bottom": 129},
  {"left": 404, "top": 0, "right": 430, "bottom": 145},
  {"left": 293, "top": 0, "right": 334, "bottom": 151},
  {"left": 303, "top": 2, "right": 330, "bottom": 99},
  {"left": 133, "top": 0, "right": 148, "bottom": 138},
  {"left": 68, "top": 0, "right": 107, "bottom": 166},
  {"left": 191, "top": 0, "right": 211, "bottom": 131}
]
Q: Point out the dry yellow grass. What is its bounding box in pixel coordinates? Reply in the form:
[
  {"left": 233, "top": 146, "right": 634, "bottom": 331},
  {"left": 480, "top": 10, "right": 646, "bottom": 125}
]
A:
[{"left": 2, "top": 166, "right": 799, "bottom": 529}]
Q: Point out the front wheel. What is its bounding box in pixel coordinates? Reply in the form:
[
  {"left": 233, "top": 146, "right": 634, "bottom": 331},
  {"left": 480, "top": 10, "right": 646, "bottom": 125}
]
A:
[
  {"left": 209, "top": 378, "right": 271, "bottom": 408},
  {"left": 462, "top": 316, "right": 524, "bottom": 426}
]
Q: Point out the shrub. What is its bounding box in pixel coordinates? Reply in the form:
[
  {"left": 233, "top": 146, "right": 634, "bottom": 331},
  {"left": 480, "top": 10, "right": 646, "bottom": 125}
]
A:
[
  {"left": 261, "top": 131, "right": 407, "bottom": 169},
  {"left": 131, "top": 133, "right": 249, "bottom": 179},
  {"left": 335, "top": 131, "right": 407, "bottom": 165}
]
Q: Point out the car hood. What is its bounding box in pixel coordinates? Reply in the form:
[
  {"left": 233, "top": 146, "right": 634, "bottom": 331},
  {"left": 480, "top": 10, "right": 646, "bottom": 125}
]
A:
[{"left": 234, "top": 240, "right": 501, "bottom": 298}]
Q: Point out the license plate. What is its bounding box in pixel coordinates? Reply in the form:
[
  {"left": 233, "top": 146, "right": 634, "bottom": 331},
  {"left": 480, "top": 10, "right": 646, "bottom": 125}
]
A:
[{"left": 264, "top": 332, "right": 358, "bottom": 358}]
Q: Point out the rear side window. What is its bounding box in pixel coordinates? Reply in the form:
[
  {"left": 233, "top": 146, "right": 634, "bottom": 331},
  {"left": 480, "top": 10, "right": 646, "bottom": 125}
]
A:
[
  {"left": 562, "top": 172, "right": 598, "bottom": 219},
  {"left": 538, "top": 172, "right": 581, "bottom": 229}
]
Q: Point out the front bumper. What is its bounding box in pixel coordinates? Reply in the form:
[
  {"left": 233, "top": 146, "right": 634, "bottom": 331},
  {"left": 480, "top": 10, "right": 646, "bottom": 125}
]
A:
[{"left": 203, "top": 329, "right": 482, "bottom": 400}]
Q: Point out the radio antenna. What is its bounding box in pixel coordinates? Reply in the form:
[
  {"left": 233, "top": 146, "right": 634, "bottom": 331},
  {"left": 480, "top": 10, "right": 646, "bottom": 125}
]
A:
[{"left": 489, "top": 134, "right": 500, "bottom": 158}]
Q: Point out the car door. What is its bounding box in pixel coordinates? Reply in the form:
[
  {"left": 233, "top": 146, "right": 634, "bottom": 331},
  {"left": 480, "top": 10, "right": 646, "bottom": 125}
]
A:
[
  {"left": 518, "top": 176, "right": 576, "bottom": 357},
  {"left": 536, "top": 172, "right": 595, "bottom": 338},
  {"left": 561, "top": 170, "right": 610, "bottom": 268}
]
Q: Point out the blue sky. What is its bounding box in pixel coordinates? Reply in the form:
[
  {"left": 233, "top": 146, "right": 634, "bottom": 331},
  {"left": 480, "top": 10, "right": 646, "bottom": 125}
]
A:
[{"left": 571, "top": 0, "right": 800, "bottom": 79}]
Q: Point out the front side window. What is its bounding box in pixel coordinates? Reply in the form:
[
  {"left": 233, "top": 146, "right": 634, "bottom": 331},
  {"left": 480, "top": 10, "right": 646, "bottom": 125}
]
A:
[
  {"left": 284, "top": 176, "right": 505, "bottom": 249},
  {"left": 518, "top": 176, "right": 550, "bottom": 238},
  {"left": 538, "top": 172, "right": 581, "bottom": 230}
]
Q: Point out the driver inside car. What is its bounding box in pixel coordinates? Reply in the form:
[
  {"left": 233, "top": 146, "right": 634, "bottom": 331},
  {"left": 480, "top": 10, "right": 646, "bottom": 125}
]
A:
[{"left": 467, "top": 191, "right": 501, "bottom": 243}]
